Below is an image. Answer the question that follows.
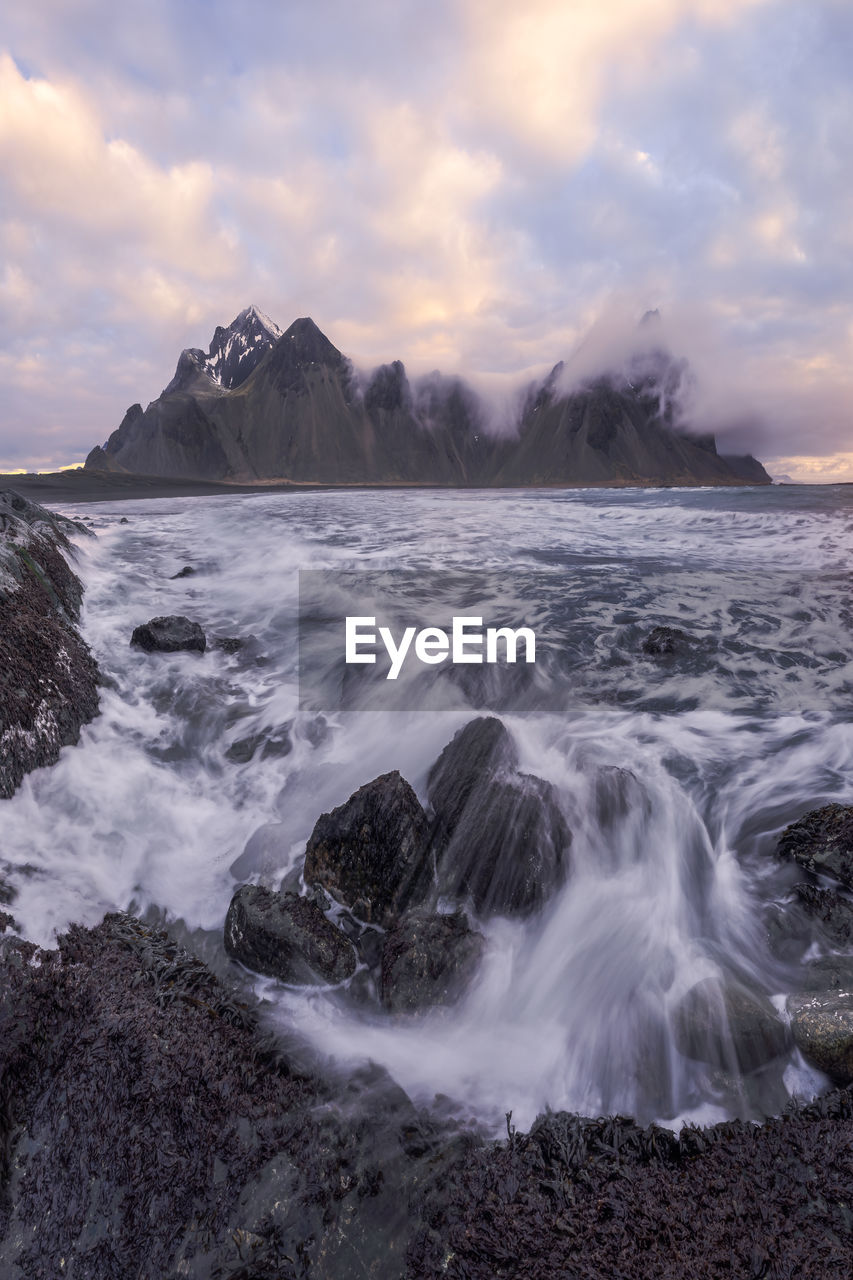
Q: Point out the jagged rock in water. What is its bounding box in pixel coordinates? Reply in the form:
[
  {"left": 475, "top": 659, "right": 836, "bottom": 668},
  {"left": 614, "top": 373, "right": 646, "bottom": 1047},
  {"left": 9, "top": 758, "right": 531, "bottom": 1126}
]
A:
[
  {"left": 777, "top": 803, "right": 853, "bottom": 888},
  {"left": 224, "top": 884, "right": 356, "bottom": 984},
  {"left": 428, "top": 717, "right": 519, "bottom": 829},
  {"left": 427, "top": 716, "right": 571, "bottom": 918},
  {"left": 380, "top": 911, "right": 485, "bottom": 1013},
  {"left": 170, "top": 565, "right": 195, "bottom": 579},
  {"left": 303, "top": 771, "right": 431, "bottom": 926},
  {"left": 793, "top": 882, "right": 853, "bottom": 948},
  {"left": 787, "top": 990, "right": 853, "bottom": 1084},
  {"left": 0, "top": 490, "right": 99, "bottom": 798},
  {"left": 672, "top": 977, "right": 788, "bottom": 1073},
  {"left": 641, "top": 625, "right": 696, "bottom": 658},
  {"left": 130, "top": 615, "right": 206, "bottom": 654},
  {"left": 592, "top": 765, "right": 653, "bottom": 828}
]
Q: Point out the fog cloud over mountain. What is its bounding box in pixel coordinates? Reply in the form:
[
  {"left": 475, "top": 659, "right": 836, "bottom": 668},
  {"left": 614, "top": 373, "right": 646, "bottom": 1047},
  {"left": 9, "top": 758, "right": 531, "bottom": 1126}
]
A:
[{"left": 1, "top": 0, "right": 852, "bottom": 478}]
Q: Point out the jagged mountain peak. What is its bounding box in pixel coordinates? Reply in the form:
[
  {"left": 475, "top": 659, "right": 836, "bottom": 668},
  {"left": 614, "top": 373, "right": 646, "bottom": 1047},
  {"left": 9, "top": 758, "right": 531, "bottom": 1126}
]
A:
[{"left": 205, "top": 305, "right": 284, "bottom": 390}]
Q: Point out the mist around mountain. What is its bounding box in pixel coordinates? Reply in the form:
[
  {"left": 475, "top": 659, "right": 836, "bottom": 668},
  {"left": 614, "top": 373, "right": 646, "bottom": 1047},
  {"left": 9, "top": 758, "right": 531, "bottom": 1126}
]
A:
[{"left": 85, "top": 308, "right": 770, "bottom": 487}]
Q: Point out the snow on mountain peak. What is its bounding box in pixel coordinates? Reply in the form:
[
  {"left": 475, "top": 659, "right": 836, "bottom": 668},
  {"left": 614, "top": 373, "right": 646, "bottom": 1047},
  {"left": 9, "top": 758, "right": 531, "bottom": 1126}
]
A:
[{"left": 204, "top": 305, "right": 284, "bottom": 389}]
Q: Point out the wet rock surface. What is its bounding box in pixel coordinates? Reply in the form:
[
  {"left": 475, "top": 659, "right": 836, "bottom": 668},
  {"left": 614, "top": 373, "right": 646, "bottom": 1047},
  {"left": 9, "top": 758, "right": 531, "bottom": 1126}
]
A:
[
  {"left": 641, "top": 624, "right": 696, "bottom": 657},
  {"left": 778, "top": 803, "right": 853, "bottom": 888},
  {"left": 673, "top": 977, "right": 788, "bottom": 1073},
  {"left": 381, "top": 912, "right": 485, "bottom": 1014},
  {"left": 0, "top": 489, "right": 99, "bottom": 798},
  {"left": 170, "top": 564, "right": 196, "bottom": 578},
  {"left": 225, "top": 724, "right": 292, "bottom": 764},
  {"left": 794, "top": 881, "right": 853, "bottom": 947},
  {"left": 304, "top": 771, "right": 431, "bottom": 926},
  {"left": 428, "top": 717, "right": 571, "bottom": 918},
  {"left": 224, "top": 884, "right": 357, "bottom": 984},
  {"left": 788, "top": 990, "right": 853, "bottom": 1085},
  {"left": 130, "top": 614, "right": 207, "bottom": 653}
]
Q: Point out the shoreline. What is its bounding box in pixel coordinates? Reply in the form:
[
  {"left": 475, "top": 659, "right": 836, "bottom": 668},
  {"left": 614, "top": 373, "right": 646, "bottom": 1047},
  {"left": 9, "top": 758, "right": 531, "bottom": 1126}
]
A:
[{"left": 0, "top": 466, "right": 793, "bottom": 506}]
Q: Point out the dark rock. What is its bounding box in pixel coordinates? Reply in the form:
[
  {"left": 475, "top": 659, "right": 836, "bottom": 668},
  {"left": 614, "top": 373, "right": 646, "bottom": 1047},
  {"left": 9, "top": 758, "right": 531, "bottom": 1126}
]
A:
[
  {"left": 593, "top": 765, "right": 652, "bottom": 828},
  {"left": 381, "top": 912, "right": 484, "bottom": 1013},
  {"left": 130, "top": 615, "right": 206, "bottom": 654},
  {"left": 303, "top": 771, "right": 431, "bottom": 926},
  {"left": 427, "top": 717, "right": 570, "bottom": 918},
  {"left": 673, "top": 977, "right": 788, "bottom": 1073},
  {"left": 170, "top": 565, "right": 195, "bottom": 579},
  {"left": 0, "top": 490, "right": 100, "bottom": 798},
  {"left": 787, "top": 991, "right": 853, "bottom": 1084},
  {"left": 641, "top": 625, "right": 695, "bottom": 658},
  {"left": 794, "top": 955, "right": 853, "bottom": 994},
  {"left": 225, "top": 725, "right": 292, "bottom": 764},
  {"left": 794, "top": 882, "right": 853, "bottom": 947},
  {"left": 777, "top": 803, "right": 853, "bottom": 888},
  {"left": 213, "top": 635, "right": 244, "bottom": 653},
  {"left": 119, "top": 516, "right": 129, "bottom": 524},
  {"left": 224, "top": 884, "right": 356, "bottom": 984},
  {"left": 427, "top": 716, "right": 519, "bottom": 828}
]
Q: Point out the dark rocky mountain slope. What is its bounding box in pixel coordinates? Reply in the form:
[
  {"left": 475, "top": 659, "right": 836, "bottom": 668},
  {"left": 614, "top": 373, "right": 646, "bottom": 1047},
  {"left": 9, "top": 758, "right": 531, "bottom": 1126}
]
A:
[{"left": 85, "top": 310, "right": 770, "bottom": 487}]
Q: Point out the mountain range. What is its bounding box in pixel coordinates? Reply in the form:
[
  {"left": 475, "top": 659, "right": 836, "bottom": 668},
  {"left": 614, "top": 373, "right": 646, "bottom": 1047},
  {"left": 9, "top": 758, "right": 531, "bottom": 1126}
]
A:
[{"left": 84, "top": 307, "right": 770, "bottom": 487}]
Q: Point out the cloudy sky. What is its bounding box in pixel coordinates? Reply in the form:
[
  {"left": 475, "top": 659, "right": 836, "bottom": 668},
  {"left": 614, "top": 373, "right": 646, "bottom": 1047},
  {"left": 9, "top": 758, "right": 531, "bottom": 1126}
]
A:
[{"left": 1, "top": 0, "right": 852, "bottom": 479}]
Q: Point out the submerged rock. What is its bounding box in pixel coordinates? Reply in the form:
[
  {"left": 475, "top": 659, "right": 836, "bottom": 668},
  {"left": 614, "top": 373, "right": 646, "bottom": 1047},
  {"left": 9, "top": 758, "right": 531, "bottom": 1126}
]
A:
[
  {"left": 427, "top": 717, "right": 571, "bottom": 918},
  {"left": 380, "top": 911, "right": 485, "bottom": 1013},
  {"left": 130, "top": 614, "right": 206, "bottom": 654},
  {"left": 303, "top": 771, "right": 431, "bottom": 926},
  {"left": 225, "top": 724, "right": 292, "bottom": 764},
  {"left": 224, "top": 884, "right": 356, "bottom": 984},
  {"left": 788, "top": 990, "right": 853, "bottom": 1085},
  {"left": 641, "top": 625, "right": 695, "bottom": 657},
  {"left": 795, "top": 955, "right": 853, "bottom": 994},
  {"left": 673, "top": 977, "right": 788, "bottom": 1074},
  {"left": 170, "top": 565, "right": 196, "bottom": 579},
  {"left": 778, "top": 803, "right": 853, "bottom": 888},
  {"left": 0, "top": 490, "right": 99, "bottom": 798}
]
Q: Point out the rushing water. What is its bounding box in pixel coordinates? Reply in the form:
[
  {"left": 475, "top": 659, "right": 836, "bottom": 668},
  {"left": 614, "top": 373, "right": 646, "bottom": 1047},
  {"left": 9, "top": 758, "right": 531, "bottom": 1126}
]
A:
[{"left": 3, "top": 485, "right": 853, "bottom": 1132}]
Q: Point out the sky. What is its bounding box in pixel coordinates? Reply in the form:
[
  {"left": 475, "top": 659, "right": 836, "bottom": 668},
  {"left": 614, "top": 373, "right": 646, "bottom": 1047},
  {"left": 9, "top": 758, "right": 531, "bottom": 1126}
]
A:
[{"left": 1, "top": 0, "right": 852, "bottom": 480}]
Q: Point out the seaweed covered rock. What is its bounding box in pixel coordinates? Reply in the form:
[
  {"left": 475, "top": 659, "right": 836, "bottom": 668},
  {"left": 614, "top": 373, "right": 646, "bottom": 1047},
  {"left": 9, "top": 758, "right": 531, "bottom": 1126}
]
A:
[
  {"left": 130, "top": 614, "right": 207, "bottom": 654},
  {"left": 380, "top": 911, "right": 485, "bottom": 1013},
  {"left": 303, "top": 771, "right": 431, "bottom": 926},
  {"left": 778, "top": 803, "right": 853, "bottom": 888},
  {"left": 672, "top": 976, "right": 788, "bottom": 1073},
  {"left": 224, "top": 884, "right": 356, "bottom": 984},
  {"left": 0, "top": 490, "right": 99, "bottom": 798},
  {"left": 427, "top": 717, "right": 571, "bottom": 918},
  {"left": 788, "top": 990, "right": 853, "bottom": 1085}
]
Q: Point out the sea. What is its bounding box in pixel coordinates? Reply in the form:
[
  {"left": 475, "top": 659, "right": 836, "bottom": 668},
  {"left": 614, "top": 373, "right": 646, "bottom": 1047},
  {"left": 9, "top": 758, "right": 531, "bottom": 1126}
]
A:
[{"left": 3, "top": 484, "right": 853, "bottom": 1134}]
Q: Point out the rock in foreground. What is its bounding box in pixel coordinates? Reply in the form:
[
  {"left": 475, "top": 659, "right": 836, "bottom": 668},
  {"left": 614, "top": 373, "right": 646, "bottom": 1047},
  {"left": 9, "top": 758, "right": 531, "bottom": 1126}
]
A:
[
  {"left": 788, "top": 990, "right": 853, "bottom": 1085},
  {"left": 778, "top": 803, "right": 853, "bottom": 888},
  {"left": 673, "top": 976, "right": 788, "bottom": 1073},
  {"left": 0, "top": 490, "right": 99, "bottom": 798},
  {"left": 304, "top": 771, "right": 431, "bottom": 926},
  {"left": 381, "top": 911, "right": 485, "bottom": 1013},
  {"left": 428, "top": 717, "right": 571, "bottom": 918},
  {"left": 130, "top": 614, "right": 207, "bottom": 653},
  {"left": 224, "top": 883, "right": 356, "bottom": 984}
]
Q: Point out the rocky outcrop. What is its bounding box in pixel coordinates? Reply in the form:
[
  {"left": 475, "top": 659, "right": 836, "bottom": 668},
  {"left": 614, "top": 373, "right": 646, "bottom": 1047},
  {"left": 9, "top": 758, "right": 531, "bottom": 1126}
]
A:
[
  {"left": 303, "top": 771, "right": 431, "bottom": 926},
  {"left": 427, "top": 717, "right": 571, "bottom": 917},
  {"left": 130, "top": 615, "right": 207, "bottom": 653},
  {"left": 788, "top": 991, "right": 853, "bottom": 1085},
  {"left": 224, "top": 884, "right": 357, "bottom": 984},
  {"left": 380, "top": 911, "right": 484, "bottom": 1014},
  {"left": 778, "top": 803, "right": 853, "bottom": 887},
  {"left": 84, "top": 310, "right": 771, "bottom": 487},
  {"left": 672, "top": 977, "right": 788, "bottom": 1074},
  {"left": 0, "top": 490, "right": 99, "bottom": 798}
]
